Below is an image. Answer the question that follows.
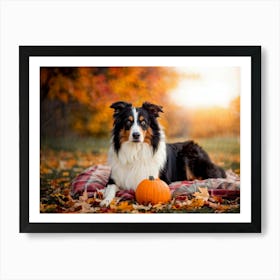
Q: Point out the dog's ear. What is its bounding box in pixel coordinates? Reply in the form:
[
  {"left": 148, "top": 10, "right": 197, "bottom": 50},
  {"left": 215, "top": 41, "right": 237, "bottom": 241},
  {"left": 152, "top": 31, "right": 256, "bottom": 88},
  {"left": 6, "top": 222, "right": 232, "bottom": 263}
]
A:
[
  {"left": 142, "top": 102, "right": 163, "bottom": 118},
  {"left": 110, "top": 101, "right": 132, "bottom": 116}
]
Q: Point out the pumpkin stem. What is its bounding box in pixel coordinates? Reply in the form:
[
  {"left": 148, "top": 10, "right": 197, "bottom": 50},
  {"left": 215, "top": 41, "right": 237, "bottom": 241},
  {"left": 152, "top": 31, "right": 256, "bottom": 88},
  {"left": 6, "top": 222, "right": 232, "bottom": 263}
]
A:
[{"left": 148, "top": 176, "right": 155, "bottom": 181}]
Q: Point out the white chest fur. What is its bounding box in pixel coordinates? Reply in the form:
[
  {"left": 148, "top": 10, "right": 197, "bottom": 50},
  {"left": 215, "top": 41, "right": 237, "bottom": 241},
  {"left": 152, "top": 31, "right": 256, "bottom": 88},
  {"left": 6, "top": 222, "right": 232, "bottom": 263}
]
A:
[{"left": 108, "top": 141, "right": 167, "bottom": 190}]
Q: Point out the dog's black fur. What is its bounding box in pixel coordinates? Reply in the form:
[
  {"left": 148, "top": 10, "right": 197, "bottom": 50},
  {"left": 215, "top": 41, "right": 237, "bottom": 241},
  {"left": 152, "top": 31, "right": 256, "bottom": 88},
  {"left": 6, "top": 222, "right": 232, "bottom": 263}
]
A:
[{"left": 160, "top": 141, "right": 226, "bottom": 184}]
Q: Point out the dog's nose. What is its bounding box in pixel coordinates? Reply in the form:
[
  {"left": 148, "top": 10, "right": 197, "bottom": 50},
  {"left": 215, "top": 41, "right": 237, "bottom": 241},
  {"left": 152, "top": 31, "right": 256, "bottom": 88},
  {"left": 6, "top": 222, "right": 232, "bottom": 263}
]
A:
[{"left": 132, "top": 132, "right": 140, "bottom": 140}]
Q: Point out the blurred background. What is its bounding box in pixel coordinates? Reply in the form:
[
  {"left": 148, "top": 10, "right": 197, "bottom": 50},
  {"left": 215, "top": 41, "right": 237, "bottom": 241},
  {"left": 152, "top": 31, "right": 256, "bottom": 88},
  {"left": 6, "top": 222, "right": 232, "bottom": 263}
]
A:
[{"left": 40, "top": 66, "right": 240, "bottom": 177}]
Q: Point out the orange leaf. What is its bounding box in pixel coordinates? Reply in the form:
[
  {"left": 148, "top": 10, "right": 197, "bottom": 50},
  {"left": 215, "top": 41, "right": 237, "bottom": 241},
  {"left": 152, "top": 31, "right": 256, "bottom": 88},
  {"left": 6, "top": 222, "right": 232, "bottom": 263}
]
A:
[
  {"left": 193, "top": 187, "right": 209, "bottom": 201},
  {"left": 118, "top": 201, "right": 134, "bottom": 211}
]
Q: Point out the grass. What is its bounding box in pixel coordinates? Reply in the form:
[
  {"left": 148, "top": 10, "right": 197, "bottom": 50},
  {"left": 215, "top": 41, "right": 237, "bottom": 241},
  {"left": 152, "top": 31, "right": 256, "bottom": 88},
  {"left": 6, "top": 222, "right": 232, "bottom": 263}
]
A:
[
  {"left": 41, "top": 136, "right": 240, "bottom": 170},
  {"left": 194, "top": 137, "right": 240, "bottom": 171},
  {"left": 41, "top": 136, "right": 240, "bottom": 172},
  {"left": 41, "top": 135, "right": 110, "bottom": 153}
]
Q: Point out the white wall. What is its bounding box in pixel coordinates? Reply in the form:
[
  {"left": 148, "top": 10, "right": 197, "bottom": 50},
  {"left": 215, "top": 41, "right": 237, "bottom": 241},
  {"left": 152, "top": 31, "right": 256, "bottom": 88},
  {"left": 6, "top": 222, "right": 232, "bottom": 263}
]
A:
[{"left": 0, "top": 0, "right": 279, "bottom": 279}]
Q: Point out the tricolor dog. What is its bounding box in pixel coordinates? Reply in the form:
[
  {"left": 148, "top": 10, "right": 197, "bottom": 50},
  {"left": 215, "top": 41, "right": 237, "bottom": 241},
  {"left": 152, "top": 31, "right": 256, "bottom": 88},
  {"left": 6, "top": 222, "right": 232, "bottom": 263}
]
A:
[{"left": 100, "top": 101, "right": 226, "bottom": 207}]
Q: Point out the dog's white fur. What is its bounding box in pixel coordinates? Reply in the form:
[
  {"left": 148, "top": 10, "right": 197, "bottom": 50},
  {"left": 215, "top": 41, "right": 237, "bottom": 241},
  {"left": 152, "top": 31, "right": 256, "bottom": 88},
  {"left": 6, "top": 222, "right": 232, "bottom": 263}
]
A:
[
  {"left": 129, "top": 108, "right": 144, "bottom": 142},
  {"left": 100, "top": 131, "right": 166, "bottom": 207}
]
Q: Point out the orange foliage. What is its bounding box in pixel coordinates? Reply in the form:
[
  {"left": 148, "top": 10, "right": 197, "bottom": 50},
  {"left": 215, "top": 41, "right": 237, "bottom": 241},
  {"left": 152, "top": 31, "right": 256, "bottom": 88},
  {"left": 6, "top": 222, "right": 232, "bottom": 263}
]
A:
[
  {"left": 40, "top": 67, "right": 239, "bottom": 139},
  {"left": 41, "top": 67, "right": 179, "bottom": 136},
  {"left": 164, "top": 97, "right": 240, "bottom": 139},
  {"left": 187, "top": 97, "right": 240, "bottom": 138}
]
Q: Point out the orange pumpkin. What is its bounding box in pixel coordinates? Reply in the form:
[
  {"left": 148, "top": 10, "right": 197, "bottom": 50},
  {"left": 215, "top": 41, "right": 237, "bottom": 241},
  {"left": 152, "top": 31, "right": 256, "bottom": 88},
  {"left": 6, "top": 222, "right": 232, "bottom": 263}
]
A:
[{"left": 135, "top": 176, "right": 171, "bottom": 205}]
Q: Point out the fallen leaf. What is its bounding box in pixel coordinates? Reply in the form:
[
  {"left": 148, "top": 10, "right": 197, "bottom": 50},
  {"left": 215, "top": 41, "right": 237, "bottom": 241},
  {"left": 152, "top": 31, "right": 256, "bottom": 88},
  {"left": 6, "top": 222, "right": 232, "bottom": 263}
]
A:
[
  {"left": 133, "top": 203, "right": 153, "bottom": 211},
  {"left": 193, "top": 187, "right": 210, "bottom": 201},
  {"left": 188, "top": 198, "right": 205, "bottom": 208},
  {"left": 79, "top": 190, "right": 88, "bottom": 202},
  {"left": 110, "top": 200, "right": 134, "bottom": 212},
  {"left": 208, "top": 195, "right": 223, "bottom": 203},
  {"left": 207, "top": 201, "right": 240, "bottom": 212}
]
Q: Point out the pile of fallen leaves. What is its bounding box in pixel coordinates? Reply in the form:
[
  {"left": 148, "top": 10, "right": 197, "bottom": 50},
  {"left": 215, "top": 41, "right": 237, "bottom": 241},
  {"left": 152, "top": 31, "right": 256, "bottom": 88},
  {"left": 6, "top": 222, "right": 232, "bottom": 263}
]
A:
[
  {"left": 40, "top": 148, "right": 240, "bottom": 214},
  {"left": 66, "top": 187, "right": 240, "bottom": 213},
  {"left": 40, "top": 187, "right": 240, "bottom": 213}
]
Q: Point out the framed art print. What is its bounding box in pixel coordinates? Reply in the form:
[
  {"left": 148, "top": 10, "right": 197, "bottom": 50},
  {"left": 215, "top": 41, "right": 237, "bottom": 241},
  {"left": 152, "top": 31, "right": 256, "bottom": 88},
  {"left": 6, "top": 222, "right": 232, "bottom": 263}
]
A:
[{"left": 19, "top": 46, "right": 261, "bottom": 233}]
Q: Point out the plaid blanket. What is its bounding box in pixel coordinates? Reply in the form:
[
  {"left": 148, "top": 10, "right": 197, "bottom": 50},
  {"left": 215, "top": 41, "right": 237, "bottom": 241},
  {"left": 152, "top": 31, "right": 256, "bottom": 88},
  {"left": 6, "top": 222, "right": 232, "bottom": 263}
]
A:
[
  {"left": 71, "top": 165, "right": 240, "bottom": 200},
  {"left": 71, "top": 165, "right": 111, "bottom": 198}
]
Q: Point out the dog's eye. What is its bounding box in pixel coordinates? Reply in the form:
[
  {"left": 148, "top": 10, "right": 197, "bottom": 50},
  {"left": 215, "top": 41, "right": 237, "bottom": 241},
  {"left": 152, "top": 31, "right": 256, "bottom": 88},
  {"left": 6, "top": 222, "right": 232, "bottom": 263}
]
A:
[
  {"left": 126, "top": 120, "right": 132, "bottom": 126},
  {"left": 140, "top": 120, "right": 146, "bottom": 126}
]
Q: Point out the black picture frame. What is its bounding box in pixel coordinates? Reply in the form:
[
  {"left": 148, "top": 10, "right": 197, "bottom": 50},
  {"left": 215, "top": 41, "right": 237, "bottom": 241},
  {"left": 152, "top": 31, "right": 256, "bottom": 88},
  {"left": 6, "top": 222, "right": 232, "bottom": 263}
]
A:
[{"left": 20, "top": 46, "right": 261, "bottom": 233}]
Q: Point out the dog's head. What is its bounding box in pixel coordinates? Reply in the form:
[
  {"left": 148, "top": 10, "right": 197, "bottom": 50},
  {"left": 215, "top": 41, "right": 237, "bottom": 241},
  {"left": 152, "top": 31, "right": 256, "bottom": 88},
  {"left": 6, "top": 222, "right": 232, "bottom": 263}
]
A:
[{"left": 110, "top": 101, "right": 163, "bottom": 152}]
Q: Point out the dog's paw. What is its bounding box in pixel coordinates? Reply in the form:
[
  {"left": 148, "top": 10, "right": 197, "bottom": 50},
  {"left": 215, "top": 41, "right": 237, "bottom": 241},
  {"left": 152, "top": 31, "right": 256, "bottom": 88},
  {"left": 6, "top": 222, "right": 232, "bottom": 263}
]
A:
[
  {"left": 100, "top": 184, "right": 118, "bottom": 207},
  {"left": 100, "top": 198, "right": 112, "bottom": 208}
]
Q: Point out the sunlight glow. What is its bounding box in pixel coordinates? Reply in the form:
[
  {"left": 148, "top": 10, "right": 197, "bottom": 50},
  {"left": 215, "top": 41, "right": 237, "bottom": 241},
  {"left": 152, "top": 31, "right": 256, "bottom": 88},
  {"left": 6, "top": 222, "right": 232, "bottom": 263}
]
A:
[{"left": 171, "top": 67, "right": 240, "bottom": 108}]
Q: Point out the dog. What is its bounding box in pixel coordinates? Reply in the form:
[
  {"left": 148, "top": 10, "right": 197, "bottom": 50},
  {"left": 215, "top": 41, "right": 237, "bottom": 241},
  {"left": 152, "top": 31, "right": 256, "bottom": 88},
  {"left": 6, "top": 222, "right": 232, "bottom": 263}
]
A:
[{"left": 100, "top": 101, "right": 226, "bottom": 207}]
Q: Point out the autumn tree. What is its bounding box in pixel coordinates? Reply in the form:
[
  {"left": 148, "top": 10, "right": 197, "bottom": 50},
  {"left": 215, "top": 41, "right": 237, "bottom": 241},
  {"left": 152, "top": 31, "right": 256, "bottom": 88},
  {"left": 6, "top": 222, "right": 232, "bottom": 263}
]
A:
[{"left": 40, "top": 67, "right": 179, "bottom": 137}]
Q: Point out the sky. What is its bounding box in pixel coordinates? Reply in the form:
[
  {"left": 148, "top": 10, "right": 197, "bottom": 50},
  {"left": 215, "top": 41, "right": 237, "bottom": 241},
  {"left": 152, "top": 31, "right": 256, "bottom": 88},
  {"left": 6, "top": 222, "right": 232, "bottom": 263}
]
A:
[{"left": 170, "top": 67, "right": 240, "bottom": 108}]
